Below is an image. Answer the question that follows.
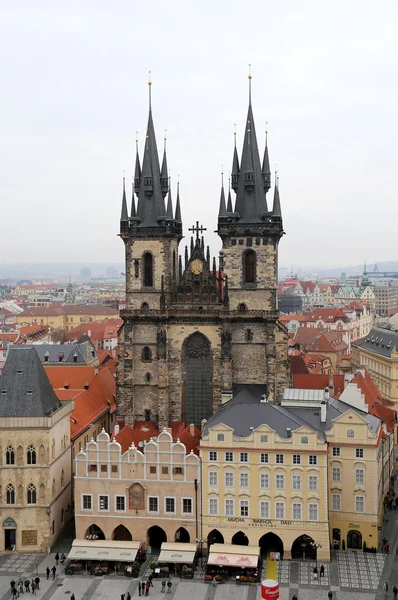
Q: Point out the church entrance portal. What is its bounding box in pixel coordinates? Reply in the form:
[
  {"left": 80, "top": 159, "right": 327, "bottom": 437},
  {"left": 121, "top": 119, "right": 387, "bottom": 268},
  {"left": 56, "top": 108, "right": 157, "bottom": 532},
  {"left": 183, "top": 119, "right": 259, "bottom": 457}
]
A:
[
  {"left": 148, "top": 526, "right": 167, "bottom": 549},
  {"left": 182, "top": 333, "right": 212, "bottom": 426},
  {"left": 4, "top": 528, "right": 16, "bottom": 551}
]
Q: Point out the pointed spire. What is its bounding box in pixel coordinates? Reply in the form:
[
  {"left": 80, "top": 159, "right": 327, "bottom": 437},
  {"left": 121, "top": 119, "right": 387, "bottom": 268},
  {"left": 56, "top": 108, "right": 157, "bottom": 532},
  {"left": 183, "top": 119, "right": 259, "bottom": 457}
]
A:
[
  {"left": 136, "top": 75, "right": 166, "bottom": 225},
  {"left": 175, "top": 178, "right": 182, "bottom": 222},
  {"left": 120, "top": 175, "right": 128, "bottom": 222},
  {"left": 212, "top": 256, "right": 217, "bottom": 278},
  {"left": 190, "top": 237, "right": 194, "bottom": 256},
  {"left": 262, "top": 125, "right": 271, "bottom": 193},
  {"left": 134, "top": 134, "right": 141, "bottom": 193},
  {"left": 233, "top": 69, "right": 268, "bottom": 221},
  {"left": 201, "top": 236, "right": 205, "bottom": 253},
  {"left": 166, "top": 176, "right": 174, "bottom": 220},
  {"left": 227, "top": 178, "right": 233, "bottom": 212},
  {"left": 206, "top": 246, "right": 210, "bottom": 265},
  {"left": 178, "top": 254, "right": 183, "bottom": 277},
  {"left": 184, "top": 245, "right": 189, "bottom": 269},
  {"left": 272, "top": 171, "right": 282, "bottom": 219},
  {"left": 130, "top": 179, "right": 136, "bottom": 218},
  {"left": 231, "top": 123, "right": 240, "bottom": 192},
  {"left": 160, "top": 131, "right": 169, "bottom": 198},
  {"left": 218, "top": 170, "right": 227, "bottom": 217}
]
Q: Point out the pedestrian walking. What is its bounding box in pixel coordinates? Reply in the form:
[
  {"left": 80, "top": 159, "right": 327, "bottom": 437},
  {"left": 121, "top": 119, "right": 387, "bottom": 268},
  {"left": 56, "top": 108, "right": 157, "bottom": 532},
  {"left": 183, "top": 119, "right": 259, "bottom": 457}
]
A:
[
  {"left": 70, "top": 595, "right": 75, "bottom": 600},
  {"left": 138, "top": 583, "right": 142, "bottom": 597},
  {"left": 55, "top": 553, "right": 59, "bottom": 566},
  {"left": 386, "top": 542, "right": 391, "bottom": 554},
  {"left": 46, "top": 568, "right": 50, "bottom": 581},
  {"left": 328, "top": 592, "right": 333, "bottom": 600},
  {"left": 11, "top": 587, "right": 17, "bottom": 599},
  {"left": 148, "top": 574, "right": 153, "bottom": 587},
  {"left": 292, "top": 595, "right": 298, "bottom": 600},
  {"left": 145, "top": 582, "right": 150, "bottom": 596},
  {"left": 320, "top": 565, "right": 325, "bottom": 578},
  {"left": 141, "top": 582, "right": 145, "bottom": 596},
  {"left": 51, "top": 566, "right": 56, "bottom": 581},
  {"left": 121, "top": 594, "right": 125, "bottom": 600},
  {"left": 18, "top": 581, "right": 24, "bottom": 595},
  {"left": 10, "top": 581, "right": 16, "bottom": 592},
  {"left": 127, "top": 593, "right": 131, "bottom": 600},
  {"left": 167, "top": 581, "right": 172, "bottom": 594},
  {"left": 384, "top": 582, "right": 389, "bottom": 598},
  {"left": 393, "top": 585, "right": 398, "bottom": 599},
  {"left": 24, "top": 581, "right": 30, "bottom": 594},
  {"left": 34, "top": 578, "right": 40, "bottom": 591},
  {"left": 161, "top": 581, "right": 166, "bottom": 593},
  {"left": 30, "top": 582, "right": 35, "bottom": 596},
  {"left": 61, "top": 554, "right": 66, "bottom": 566}
]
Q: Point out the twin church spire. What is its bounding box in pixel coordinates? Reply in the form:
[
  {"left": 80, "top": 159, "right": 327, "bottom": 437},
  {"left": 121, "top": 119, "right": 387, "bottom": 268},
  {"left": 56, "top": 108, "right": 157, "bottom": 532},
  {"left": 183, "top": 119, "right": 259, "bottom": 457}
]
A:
[
  {"left": 222, "top": 72, "right": 282, "bottom": 225},
  {"left": 120, "top": 77, "right": 182, "bottom": 237}
]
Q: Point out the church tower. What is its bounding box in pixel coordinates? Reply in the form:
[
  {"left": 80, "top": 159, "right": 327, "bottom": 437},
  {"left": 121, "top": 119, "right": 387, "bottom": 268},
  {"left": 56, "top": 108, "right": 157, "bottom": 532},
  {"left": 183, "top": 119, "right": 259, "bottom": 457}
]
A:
[{"left": 117, "top": 74, "right": 288, "bottom": 428}]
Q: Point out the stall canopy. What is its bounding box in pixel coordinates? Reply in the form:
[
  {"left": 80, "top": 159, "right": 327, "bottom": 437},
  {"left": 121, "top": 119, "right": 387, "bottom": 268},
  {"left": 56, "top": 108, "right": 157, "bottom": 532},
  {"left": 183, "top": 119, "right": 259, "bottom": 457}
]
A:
[
  {"left": 158, "top": 542, "right": 197, "bottom": 564},
  {"left": 207, "top": 544, "right": 260, "bottom": 569},
  {"left": 68, "top": 540, "right": 141, "bottom": 562}
]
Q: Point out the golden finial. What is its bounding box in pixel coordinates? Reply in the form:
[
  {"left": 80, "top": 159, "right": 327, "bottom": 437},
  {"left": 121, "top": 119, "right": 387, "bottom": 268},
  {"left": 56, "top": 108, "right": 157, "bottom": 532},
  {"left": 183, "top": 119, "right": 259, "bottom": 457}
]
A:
[
  {"left": 248, "top": 64, "right": 252, "bottom": 103},
  {"left": 266, "top": 121, "right": 268, "bottom": 134},
  {"left": 135, "top": 131, "right": 138, "bottom": 143},
  {"left": 221, "top": 166, "right": 224, "bottom": 187},
  {"left": 248, "top": 64, "right": 252, "bottom": 80},
  {"left": 177, "top": 174, "right": 180, "bottom": 184},
  {"left": 148, "top": 70, "right": 152, "bottom": 86},
  {"left": 164, "top": 129, "right": 167, "bottom": 141},
  {"left": 148, "top": 70, "right": 152, "bottom": 109}
]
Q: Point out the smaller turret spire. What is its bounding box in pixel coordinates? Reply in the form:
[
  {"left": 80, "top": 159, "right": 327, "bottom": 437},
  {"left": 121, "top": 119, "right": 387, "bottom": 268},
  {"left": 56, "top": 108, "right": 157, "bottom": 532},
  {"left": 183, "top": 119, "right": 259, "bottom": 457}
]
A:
[
  {"left": 134, "top": 133, "right": 141, "bottom": 194},
  {"left": 120, "top": 175, "right": 128, "bottom": 222},
  {"left": 272, "top": 171, "right": 282, "bottom": 219},
  {"left": 231, "top": 123, "right": 240, "bottom": 192},
  {"left": 175, "top": 178, "right": 182, "bottom": 222},
  {"left": 130, "top": 178, "right": 136, "bottom": 217},
  {"left": 160, "top": 130, "right": 169, "bottom": 197},
  {"left": 227, "top": 177, "right": 233, "bottom": 212},
  {"left": 218, "top": 170, "right": 227, "bottom": 217},
  {"left": 166, "top": 176, "right": 174, "bottom": 219},
  {"left": 262, "top": 124, "right": 271, "bottom": 193}
]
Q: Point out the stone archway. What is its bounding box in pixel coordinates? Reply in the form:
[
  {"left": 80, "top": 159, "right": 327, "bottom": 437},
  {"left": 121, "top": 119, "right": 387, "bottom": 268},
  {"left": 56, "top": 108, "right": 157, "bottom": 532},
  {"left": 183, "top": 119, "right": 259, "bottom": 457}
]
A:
[
  {"left": 259, "top": 532, "right": 284, "bottom": 558},
  {"left": 175, "top": 527, "right": 190, "bottom": 543},
  {"left": 112, "top": 525, "right": 132, "bottom": 541},
  {"left": 148, "top": 525, "right": 167, "bottom": 549},
  {"left": 291, "top": 534, "right": 316, "bottom": 560},
  {"left": 85, "top": 524, "right": 105, "bottom": 540},
  {"left": 347, "top": 530, "right": 362, "bottom": 550},
  {"left": 207, "top": 529, "right": 224, "bottom": 546},
  {"left": 232, "top": 531, "right": 249, "bottom": 546},
  {"left": 182, "top": 333, "right": 212, "bottom": 426}
]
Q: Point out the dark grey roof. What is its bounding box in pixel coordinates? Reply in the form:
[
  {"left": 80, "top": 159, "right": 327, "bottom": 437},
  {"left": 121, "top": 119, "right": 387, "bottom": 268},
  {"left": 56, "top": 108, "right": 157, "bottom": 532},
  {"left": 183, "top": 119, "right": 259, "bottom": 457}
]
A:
[
  {"left": 136, "top": 108, "right": 166, "bottom": 226},
  {"left": 130, "top": 181, "right": 136, "bottom": 218},
  {"left": 356, "top": 327, "right": 398, "bottom": 358},
  {"left": 14, "top": 342, "right": 91, "bottom": 364},
  {"left": 166, "top": 186, "right": 173, "bottom": 219},
  {"left": 227, "top": 188, "right": 233, "bottom": 213},
  {"left": 233, "top": 103, "right": 268, "bottom": 222},
  {"left": 218, "top": 185, "right": 227, "bottom": 216},
  {"left": 203, "top": 385, "right": 380, "bottom": 439},
  {"left": 0, "top": 347, "right": 62, "bottom": 417}
]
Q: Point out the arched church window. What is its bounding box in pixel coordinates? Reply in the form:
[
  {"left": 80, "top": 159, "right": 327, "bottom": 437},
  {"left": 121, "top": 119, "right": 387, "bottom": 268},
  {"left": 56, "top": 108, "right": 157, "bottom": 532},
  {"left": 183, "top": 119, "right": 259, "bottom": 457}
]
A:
[
  {"left": 27, "top": 483, "right": 36, "bottom": 504},
  {"left": 143, "top": 253, "right": 153, "bottom": 287},
  {"left": 6, "top": 484, "right": 15, "bottom": 504},
  {"left": 6, "top": 445, "right": 15, "bottom": 465},
  {"left": 238, "top": 303, "right": 247, "bottom": 313},
  {"left": 142, "top": 347, "right": 152, "bottom": 362},
  {"left": 243, "top": 250, "right": 256, "bottom": 284},
  {"left": 140, "top": 302, "right": 149, "bottom": 312},
  {"left": 145, "top": 372, "right": 152, "bottom": 383},
  {"left": 27, "top": 444, "right": 36, "bottom": 465}
]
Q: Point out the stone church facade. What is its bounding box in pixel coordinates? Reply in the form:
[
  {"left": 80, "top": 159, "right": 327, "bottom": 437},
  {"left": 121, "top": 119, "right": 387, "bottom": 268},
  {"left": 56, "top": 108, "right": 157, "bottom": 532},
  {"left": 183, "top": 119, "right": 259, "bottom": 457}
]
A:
[{"left": 117, "top": 82, "right": 288, "bottom": 427}]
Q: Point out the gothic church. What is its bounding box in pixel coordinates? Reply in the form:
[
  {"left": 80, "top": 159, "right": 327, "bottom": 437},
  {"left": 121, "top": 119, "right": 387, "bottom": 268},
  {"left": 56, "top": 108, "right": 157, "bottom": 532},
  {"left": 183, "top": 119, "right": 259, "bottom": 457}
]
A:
[{"left": 117, "top": 80, "right": 288, "bottom": 427}]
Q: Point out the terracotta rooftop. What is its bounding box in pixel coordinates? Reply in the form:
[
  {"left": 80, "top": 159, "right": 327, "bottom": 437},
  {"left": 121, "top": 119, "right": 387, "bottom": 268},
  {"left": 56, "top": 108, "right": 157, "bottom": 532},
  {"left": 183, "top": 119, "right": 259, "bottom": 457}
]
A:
[
  {"left": 115, "top": 422, "right": 201, "bottom": 455},
  {"left": 293, "top": 374, "right": 345, "bottom": 396}
]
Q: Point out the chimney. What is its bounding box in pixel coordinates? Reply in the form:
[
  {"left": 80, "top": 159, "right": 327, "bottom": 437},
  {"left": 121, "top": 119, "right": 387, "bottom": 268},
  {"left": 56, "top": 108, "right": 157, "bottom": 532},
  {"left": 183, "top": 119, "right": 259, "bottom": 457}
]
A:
[
  {"left": 189, "top": 423, "right": 195, "bottom": 436},
  {"left": 201, "top": 419, "right": 207, "bottom": 434},
  {"left": 321, "top": 400, "right": 327, "bottom": 423},
  {"left": 114, "top": 424, "right": 120, "bottom": 436},
  {"left": 88, "top": 330, "right": 91, "bottom": 338},
  {"left": 324, "top": 387, "right": 330, "bottom": 401}
]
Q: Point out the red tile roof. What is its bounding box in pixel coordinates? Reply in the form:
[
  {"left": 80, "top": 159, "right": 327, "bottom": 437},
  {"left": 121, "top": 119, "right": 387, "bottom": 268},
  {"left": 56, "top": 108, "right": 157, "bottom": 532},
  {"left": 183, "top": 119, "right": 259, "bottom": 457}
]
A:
[
  {"left": 44, "top": 365, "right": 96, "bottom": 390},
  {"left": 289, "top": 355, "right": 309, "bottom": 375},
  {"left": 293, "top": 374, "right": 345, "bottom": 396},
  {"left": 350, "top": 369, "right": 395, "bottom": 431},
  {"left": 308, "top": 308, "right": 349, "bottom": 322},
  {"left": 69, "top": 389, "right": 109, "bottom": 439},
  {"left": 306, "top": 332, "right": 348, "bottom": 353},
  {"left": 115, "top": 422, "right": 201, "bottom": 455}
]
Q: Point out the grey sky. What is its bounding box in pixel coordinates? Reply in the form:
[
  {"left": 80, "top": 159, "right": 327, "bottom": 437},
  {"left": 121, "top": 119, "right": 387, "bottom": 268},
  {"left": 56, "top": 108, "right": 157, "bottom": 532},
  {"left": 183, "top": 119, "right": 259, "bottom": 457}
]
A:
[{"left": 1, "top": 1, "right": 397, "bottom": 269}]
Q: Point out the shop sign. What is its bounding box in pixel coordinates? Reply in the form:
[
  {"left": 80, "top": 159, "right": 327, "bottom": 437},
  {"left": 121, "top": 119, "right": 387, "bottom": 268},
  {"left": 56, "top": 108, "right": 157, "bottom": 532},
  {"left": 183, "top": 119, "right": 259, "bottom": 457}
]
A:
[
  {"left": 348, "top": 523, "right": 360, "bottom": 528},
  {"left": 3, "top": 518, "right": 17, "bottom": 528},
  {"left": 227, "top": 517, "right": 292, "bottom": 527}
]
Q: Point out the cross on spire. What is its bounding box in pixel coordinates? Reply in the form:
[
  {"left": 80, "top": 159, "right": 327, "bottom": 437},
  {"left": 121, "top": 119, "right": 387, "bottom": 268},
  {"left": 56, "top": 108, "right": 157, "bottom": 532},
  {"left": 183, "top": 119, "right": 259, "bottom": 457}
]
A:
[{"left": 188, "top": 221, "right": 207, "bottom": 240}]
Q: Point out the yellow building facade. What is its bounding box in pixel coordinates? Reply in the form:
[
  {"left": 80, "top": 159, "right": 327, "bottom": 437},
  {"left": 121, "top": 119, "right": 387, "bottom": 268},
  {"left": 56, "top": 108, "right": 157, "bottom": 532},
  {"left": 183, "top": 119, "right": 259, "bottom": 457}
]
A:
[
  {"left": 201, "top": 420, "right": 330, "bottom": 562},
  {"left": 352, "top": 328, "right": 398, "bottom": 408},
  {"left": 200, "top": 386, "right": 393, "bottom": 561},
  {"left": 0, "top": 347, "right": 74, "bottom": 553}
]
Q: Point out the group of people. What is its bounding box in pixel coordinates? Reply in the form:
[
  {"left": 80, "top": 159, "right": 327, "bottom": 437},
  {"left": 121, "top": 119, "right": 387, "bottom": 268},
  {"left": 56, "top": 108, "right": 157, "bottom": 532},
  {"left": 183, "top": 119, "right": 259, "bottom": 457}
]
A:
[
  {"left": 135, "top": 576, "right": 173, "bottom": 596},
  {"left": 383, "top": 582, "right": 398, "bottom": 598},
  {"left": 312, "top": 564, "right": 326, "bottom": 580},
  {"left": 10, "top": 578, "right": 40, "bottom": 597}
]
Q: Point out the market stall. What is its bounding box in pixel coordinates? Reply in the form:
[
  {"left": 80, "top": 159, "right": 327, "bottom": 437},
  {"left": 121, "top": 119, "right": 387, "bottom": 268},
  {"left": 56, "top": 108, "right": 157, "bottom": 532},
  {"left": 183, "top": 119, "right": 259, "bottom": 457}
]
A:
[
  {"left": 66, "top": 540, "right": 143, "bottom": 576},
  {"left": 157, "top": 542, "right": 198, "bottom": 578},
  {"left": 206, "top": 544, "right": 260, "bottom": 583}
]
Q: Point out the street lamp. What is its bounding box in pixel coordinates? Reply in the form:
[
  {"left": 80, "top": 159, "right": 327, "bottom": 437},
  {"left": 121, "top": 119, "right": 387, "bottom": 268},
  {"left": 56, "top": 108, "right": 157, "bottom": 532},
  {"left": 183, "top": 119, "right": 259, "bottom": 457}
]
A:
[{"left": 310, "top": 541, "right": 322, "bottom": 569}]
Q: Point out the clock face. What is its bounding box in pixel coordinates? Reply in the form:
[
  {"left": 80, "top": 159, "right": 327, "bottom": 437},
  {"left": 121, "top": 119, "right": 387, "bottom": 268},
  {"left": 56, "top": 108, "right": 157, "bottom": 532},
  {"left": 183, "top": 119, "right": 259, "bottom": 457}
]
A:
[{"left": 191, "top": 259, "right": 203, "bottom": 275}]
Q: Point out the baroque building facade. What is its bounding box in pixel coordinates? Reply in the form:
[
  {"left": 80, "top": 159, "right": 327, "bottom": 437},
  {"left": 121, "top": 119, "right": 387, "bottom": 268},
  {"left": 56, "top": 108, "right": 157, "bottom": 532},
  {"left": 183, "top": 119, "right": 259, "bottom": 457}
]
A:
[{"left": 117, "top": 81, "right": 288, "bottom": 427}]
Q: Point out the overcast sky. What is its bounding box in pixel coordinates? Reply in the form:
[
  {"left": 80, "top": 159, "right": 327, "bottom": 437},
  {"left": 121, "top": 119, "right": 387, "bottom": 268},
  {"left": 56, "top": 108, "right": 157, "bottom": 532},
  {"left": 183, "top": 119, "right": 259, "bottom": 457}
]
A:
[{"left": 1, "top": 1, "right": 397, "bottom": 269}]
